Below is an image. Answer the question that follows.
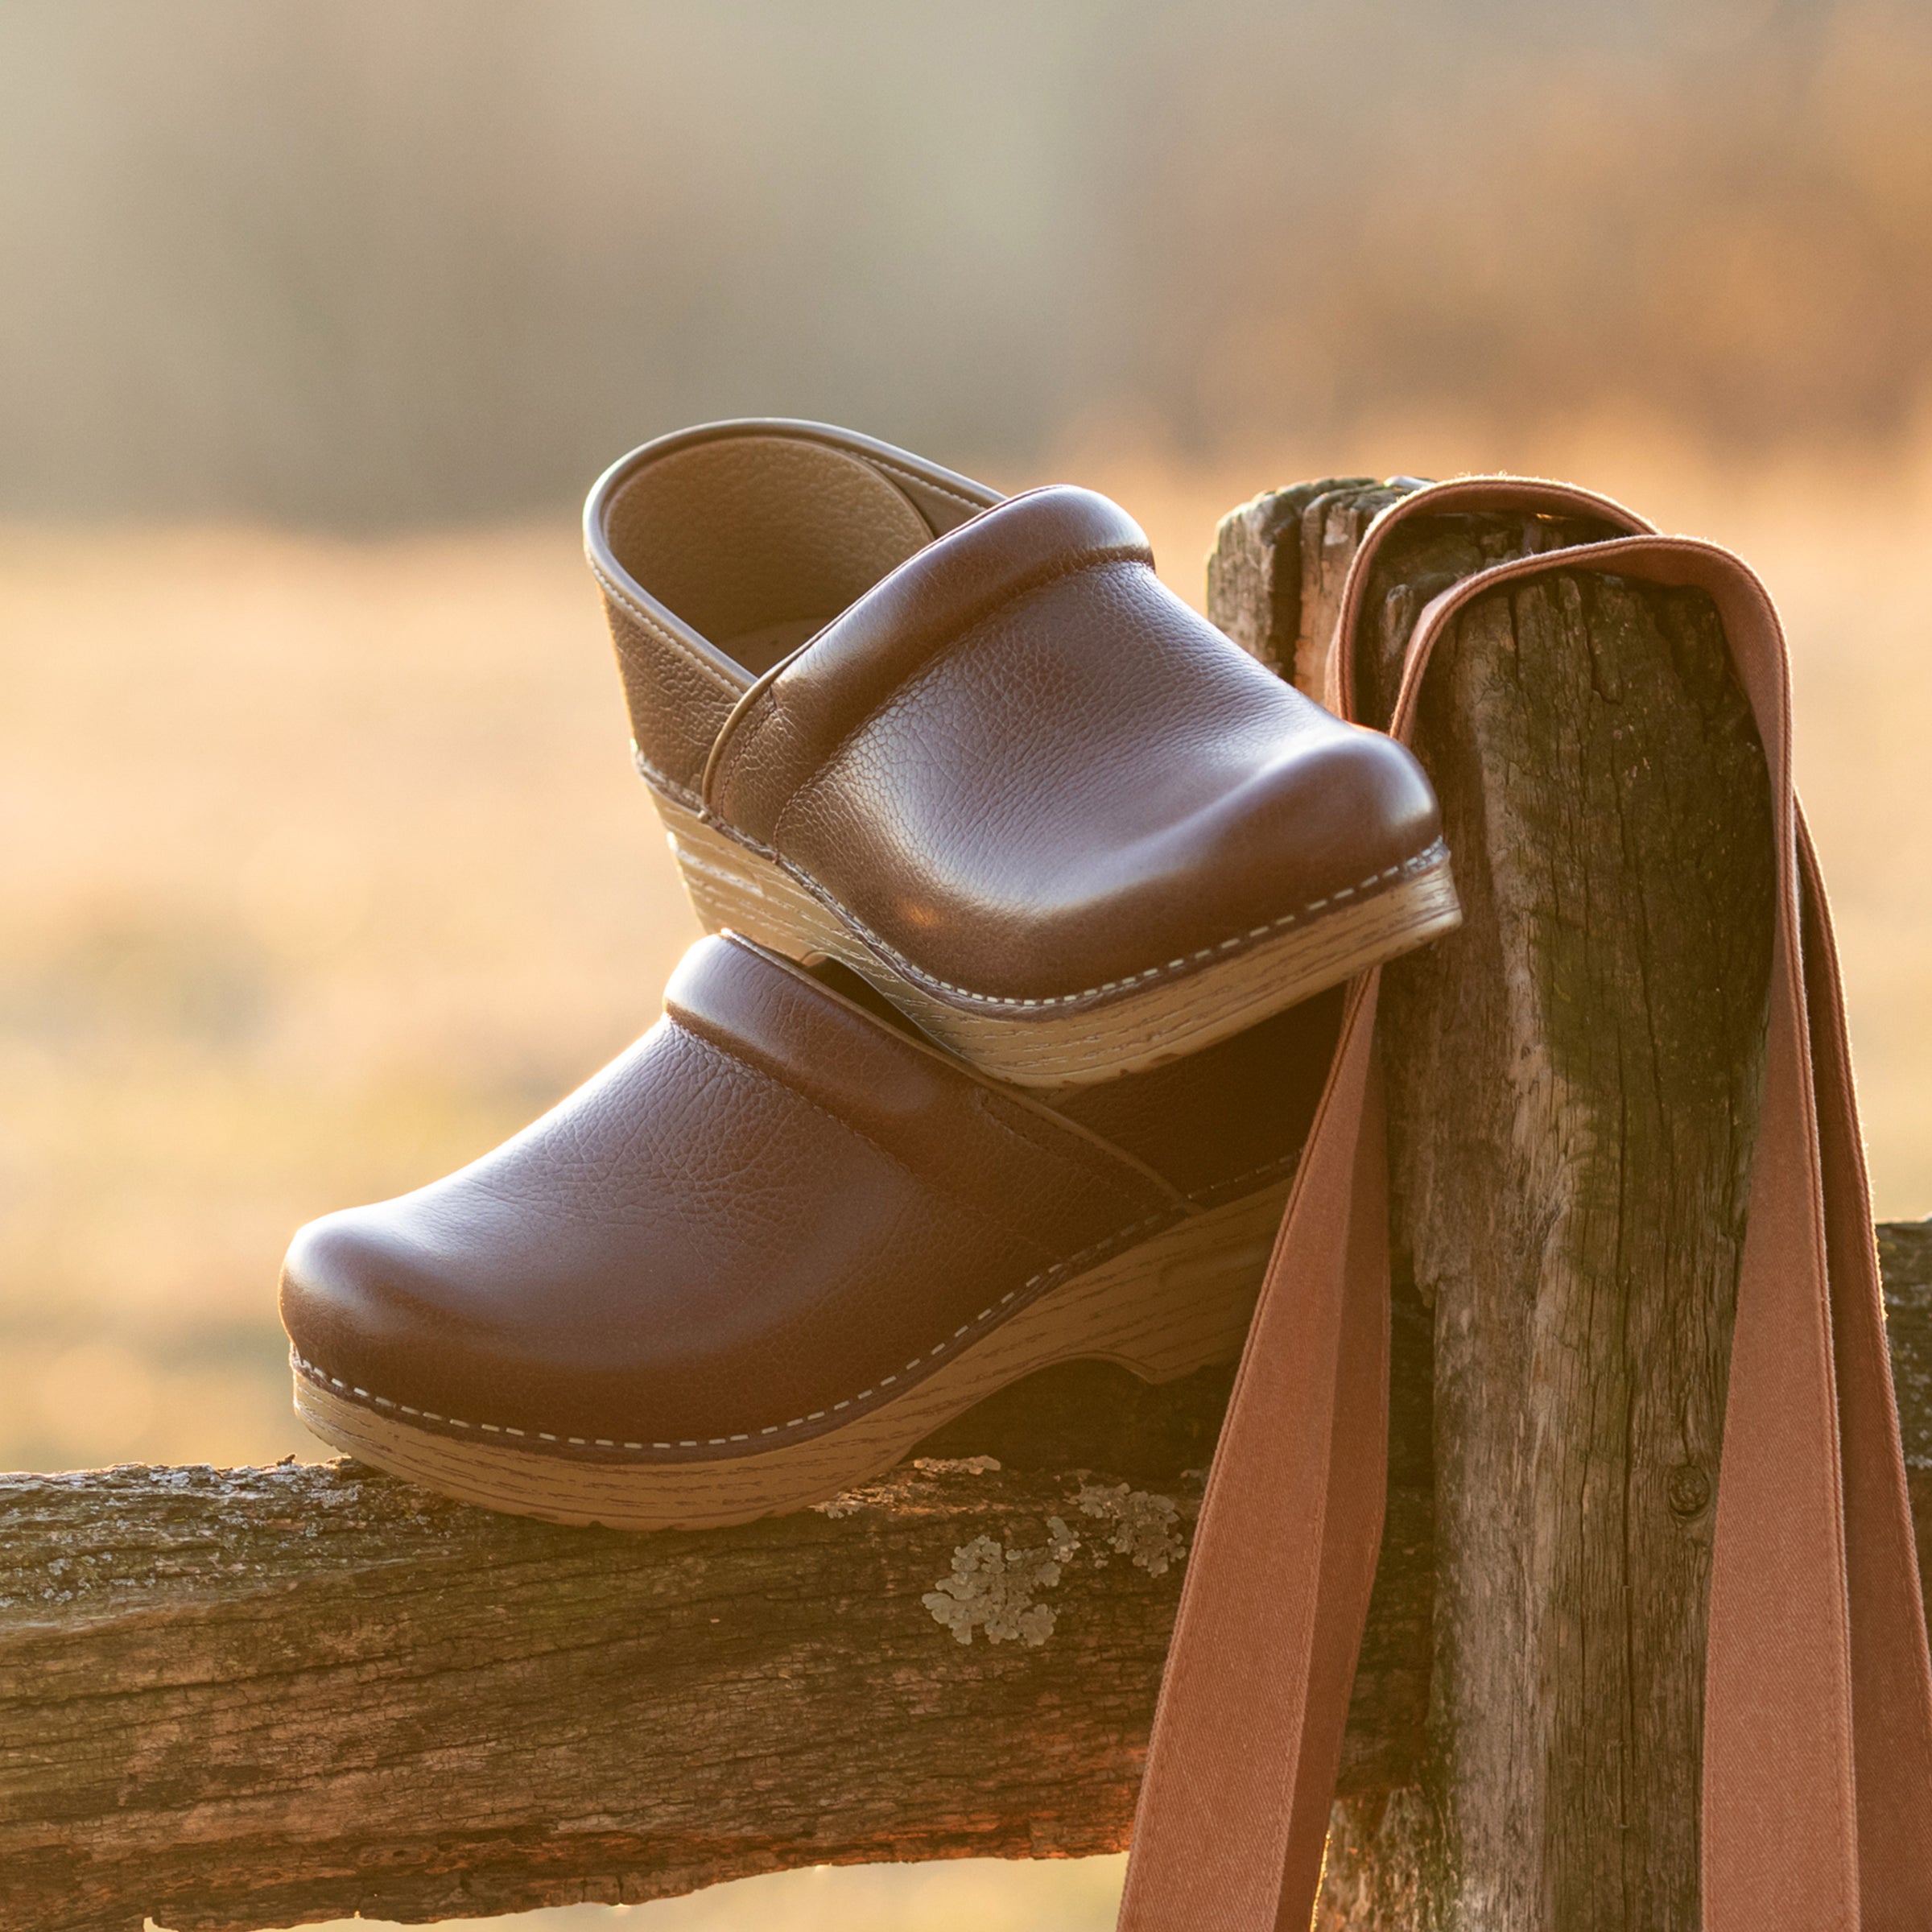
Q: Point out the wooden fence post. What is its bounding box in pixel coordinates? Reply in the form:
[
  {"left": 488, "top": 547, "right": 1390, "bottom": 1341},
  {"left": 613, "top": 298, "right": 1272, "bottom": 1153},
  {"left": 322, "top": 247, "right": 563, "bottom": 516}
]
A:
[{"left": 1212, "top": 481, "right": 1777, "bottom": 1929}]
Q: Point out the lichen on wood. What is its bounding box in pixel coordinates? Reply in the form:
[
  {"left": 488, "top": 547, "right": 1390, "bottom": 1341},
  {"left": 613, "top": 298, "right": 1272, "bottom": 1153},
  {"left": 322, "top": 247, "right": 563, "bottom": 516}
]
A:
[
  {"left": 918, "top": 1475, "right": 1194, "bottom": 1649},
  {"left": 923, "top": 1518, "right": 1080, "bottom": 1647}
]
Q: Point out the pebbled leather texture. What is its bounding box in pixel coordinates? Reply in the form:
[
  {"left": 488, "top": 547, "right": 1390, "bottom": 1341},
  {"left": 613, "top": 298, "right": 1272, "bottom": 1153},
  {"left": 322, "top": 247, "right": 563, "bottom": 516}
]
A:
[
  {"left": 588, "top": 422, "right": 1443, "bottom": 1005},
  {"left": 604, "top": 600, "right": 741, "bottom": 806},
  {"left": 705, "top": 485, "right": 1156, "bottom": 819},
  {"left": 586, "top": 420, "right": 1000, "bottom": 797},
  {"left": 279, "top": 935, "right": 1327, "bottom": 1459}
]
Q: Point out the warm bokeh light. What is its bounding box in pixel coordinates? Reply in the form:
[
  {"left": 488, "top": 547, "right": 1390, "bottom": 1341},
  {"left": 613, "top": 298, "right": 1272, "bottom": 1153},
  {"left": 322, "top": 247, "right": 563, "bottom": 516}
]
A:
[{"left": 6, "top": 3, "right": 1932, "bottom": 522}]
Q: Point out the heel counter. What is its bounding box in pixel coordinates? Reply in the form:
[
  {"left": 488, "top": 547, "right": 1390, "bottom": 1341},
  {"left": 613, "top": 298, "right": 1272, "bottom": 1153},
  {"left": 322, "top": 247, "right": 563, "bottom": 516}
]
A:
[{"left": 601, "top": 594, "right": 742, "bottom": 802}]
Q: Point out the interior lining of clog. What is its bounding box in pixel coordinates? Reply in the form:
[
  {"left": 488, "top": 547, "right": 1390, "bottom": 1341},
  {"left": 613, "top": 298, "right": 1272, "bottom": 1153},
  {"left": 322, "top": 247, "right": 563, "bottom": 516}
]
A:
[{"left": 601, "top": 435, "right": 944, "bottom": 675}]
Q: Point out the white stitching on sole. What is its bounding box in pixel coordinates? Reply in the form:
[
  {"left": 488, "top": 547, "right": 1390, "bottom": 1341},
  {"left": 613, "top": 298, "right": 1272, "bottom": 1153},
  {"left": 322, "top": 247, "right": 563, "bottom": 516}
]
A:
[
  {"left": 672, "top": 795, "right": 1448, "bottom": 1011},
  {"left": 291, "top": 1210, "right": 1170, "bottom": 1458}
]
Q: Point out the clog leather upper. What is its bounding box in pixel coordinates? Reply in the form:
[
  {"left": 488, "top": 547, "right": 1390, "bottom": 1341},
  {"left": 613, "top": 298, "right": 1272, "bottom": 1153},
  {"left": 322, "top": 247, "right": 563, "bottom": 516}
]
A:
[
  {"left": 280, "top": 935, "right": 1338, "bottom": 1459},
  {"left": 586, "top": 420, "right": 1443, "bottom": 1005}
]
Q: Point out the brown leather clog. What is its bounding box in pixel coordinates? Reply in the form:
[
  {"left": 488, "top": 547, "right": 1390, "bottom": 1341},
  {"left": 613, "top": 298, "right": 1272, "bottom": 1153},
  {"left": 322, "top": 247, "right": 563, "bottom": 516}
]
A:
[
  {"left": 585, "top": 420, "right": 1458, "bottom": 1087},
  {"left": 280, "top": 933, "right": 1339, "bottom": 1530}
]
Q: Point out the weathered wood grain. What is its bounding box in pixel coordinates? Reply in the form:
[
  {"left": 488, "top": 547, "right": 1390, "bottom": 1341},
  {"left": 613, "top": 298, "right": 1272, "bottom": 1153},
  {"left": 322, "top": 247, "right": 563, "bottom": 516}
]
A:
[
  {"left": 0, "top": 1352, "right": 1424, "bottom": 1932},
  {"left": 2, "top": 1443, "right": 1167, "bottom": 1932},
  {"left": 1882, "top": 1220, "right": 1932, "bottom": 1593}
]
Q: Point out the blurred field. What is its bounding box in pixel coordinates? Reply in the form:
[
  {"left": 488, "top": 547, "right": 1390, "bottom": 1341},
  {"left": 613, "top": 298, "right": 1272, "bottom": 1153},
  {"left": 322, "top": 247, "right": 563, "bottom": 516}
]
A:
[
  {"left": 0, "top": 521, "right": 686, "bottom": 1472},
  {"left": 6, "top": 444, "right": 1932, "bottom": 1932},
  {"left": 286, "top": 1855, "right": 1128, "bottom": 1932},
  {"left": 11, "top": 2, "right": 1932, "bottom": 524}
]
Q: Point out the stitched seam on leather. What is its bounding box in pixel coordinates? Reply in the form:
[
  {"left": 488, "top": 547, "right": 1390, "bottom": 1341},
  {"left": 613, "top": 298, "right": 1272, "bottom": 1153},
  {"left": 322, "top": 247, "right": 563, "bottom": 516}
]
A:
[
  {"left": 634, "top": 748, "right": 704, "bottom": 813},
  {"left": 864, "top": 454, "right": 992, "bottom": 515},
  {"left": 593, "top": 563, "right": 745, "bottom": 698},
  {"left": 704, "top": 819, "right": 1449, "bottom": 1009},
  {"left": 1202, "top": 1151, "right": 1299, "bottom": 1195},
  {"left": 715, "top": 547, "right": 1151, "bottom": 830},
  {"left": 837, "top": 837, "right": 1448, "bottom": 1007},
  {"left": 290, "top": 1205, "right": 1173, "bottom": 1454},
  {"left": 964, "top": 1087, "right": 1170, "bottom": 1218},
  {"left": 1184, "top": 1150, "right": 1302, "bottom": 1205}
]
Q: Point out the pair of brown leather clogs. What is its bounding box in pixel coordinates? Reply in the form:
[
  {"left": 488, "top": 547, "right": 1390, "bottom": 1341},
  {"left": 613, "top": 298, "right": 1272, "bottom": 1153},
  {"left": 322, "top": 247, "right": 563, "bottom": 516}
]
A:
[{"left": 279, "top": 419, "right": 1459, "bottom": 1530}]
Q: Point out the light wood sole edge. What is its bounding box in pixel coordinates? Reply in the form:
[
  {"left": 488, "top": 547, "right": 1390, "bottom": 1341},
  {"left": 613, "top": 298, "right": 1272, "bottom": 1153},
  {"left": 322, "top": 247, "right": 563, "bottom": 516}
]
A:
[
  {"left": 293, "top": 1181, "right": 1290, "bottom": 1532},
  {"left": 655, "top": 793, "right": 1458, "bottom": 1088}
]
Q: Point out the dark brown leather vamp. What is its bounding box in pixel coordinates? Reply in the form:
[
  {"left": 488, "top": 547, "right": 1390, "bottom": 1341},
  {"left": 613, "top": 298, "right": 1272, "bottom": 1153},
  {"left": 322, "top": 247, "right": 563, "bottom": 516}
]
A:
[{"left": 280, "top": 935, "right": 1333, "bottom": 1459}]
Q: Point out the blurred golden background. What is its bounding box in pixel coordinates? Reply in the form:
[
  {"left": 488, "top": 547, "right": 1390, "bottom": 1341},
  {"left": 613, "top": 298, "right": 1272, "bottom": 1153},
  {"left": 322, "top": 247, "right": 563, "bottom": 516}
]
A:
[{"left": 5, "top": 5, "right": 1931, "bottom": 1929}]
